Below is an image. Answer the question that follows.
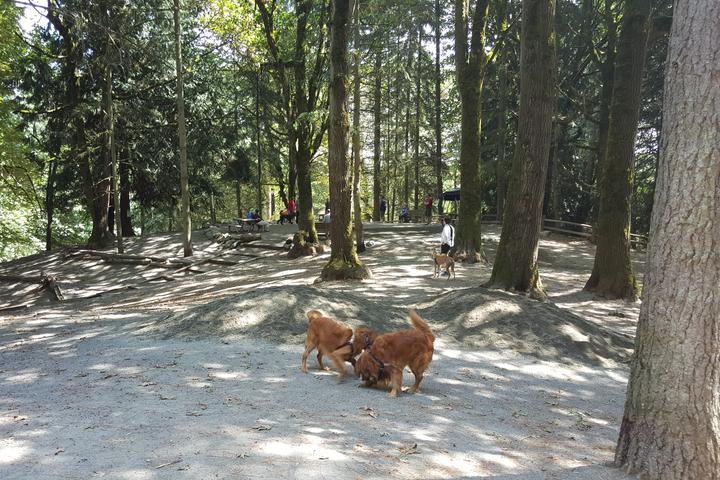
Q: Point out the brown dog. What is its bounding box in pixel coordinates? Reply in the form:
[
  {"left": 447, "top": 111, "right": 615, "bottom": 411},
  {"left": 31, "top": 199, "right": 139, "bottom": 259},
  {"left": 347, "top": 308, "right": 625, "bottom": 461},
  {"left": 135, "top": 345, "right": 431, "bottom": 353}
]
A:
[
  {"left": 301, "top": 310, "right": 354, "bottom": 379},
  {"left": 432, "top": 250, "right": 455, "bottom": 279},
  {"left": 354, "top": 309, "right": 435, "bottom": 396},
  {"left": 351, "top": 326, "right": 380, "bottom": 357}
]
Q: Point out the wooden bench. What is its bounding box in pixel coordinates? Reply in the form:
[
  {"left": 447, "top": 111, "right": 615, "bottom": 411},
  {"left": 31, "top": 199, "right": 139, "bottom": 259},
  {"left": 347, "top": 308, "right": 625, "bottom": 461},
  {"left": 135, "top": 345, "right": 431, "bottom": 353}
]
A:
[{"left": 315, "top": 222, "right": 329, "bottom": 239}]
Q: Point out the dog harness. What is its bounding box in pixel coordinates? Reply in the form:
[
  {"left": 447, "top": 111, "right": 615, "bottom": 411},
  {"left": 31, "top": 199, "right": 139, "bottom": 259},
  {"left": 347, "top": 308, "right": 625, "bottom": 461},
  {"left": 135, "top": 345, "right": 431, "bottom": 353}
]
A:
[{"left": 367, "top": 349, "right": 386, "bottom": 376}]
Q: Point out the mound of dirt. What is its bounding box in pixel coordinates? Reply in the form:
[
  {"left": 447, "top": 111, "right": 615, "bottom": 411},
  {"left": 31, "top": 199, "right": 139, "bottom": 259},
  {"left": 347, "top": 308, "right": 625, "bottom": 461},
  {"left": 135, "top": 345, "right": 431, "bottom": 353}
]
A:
[
  {"left": 418, "top": 287, "right": 633, "bottom": 366},
  {"left": 155, "top": 285, "right": 409, "bottom": 343},
  {"left": 155, "top": 284, "right": 632, "bottom": 366}
]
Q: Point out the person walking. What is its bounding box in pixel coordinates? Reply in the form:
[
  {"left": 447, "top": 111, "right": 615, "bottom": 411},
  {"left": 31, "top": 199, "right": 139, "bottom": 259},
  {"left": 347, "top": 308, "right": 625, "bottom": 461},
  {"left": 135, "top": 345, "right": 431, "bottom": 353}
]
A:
[
  {"left": 424, "top": 194, "right": 433, "bottom": 224},
  {"left": 379, "top": 196, "right": 387, "bottom": 222},
  {"left": 287, "top": 198, "right": 297, "bottom": 224}
]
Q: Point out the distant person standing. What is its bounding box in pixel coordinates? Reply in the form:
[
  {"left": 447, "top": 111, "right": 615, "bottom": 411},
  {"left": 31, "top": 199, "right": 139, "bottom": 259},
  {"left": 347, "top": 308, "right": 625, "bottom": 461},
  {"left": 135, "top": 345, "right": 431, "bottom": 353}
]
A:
[
  {"left": 440, "top": 216, "right": 454, "bottom": 254},
  {"left": 424, "top": 194, "right": 433, "bottom": 224},
  {"left": 379, "top": 196, "right": 387, "bottom": 222},
  {"left": 325, "top": 199, "right": 330, "bottom": 213},
  {"left": 287, "top": 198, "right": 297, "bottom": 224}
]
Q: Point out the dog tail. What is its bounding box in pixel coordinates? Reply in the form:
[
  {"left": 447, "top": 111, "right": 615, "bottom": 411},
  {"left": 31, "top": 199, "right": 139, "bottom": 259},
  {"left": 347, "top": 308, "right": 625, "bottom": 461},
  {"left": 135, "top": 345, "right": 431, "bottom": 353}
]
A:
[
  {"left": 306, "top": 309, "right": 323, "bottom": 322},
  {"left": 409, "top": 309, "right": 434, "bottom": 343}
]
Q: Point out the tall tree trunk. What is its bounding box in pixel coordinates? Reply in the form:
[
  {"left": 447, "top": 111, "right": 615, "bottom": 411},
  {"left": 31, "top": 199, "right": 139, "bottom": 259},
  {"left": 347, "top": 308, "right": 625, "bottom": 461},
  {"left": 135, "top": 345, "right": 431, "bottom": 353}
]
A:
[
  {"left": 453, "top": 0, "right": 490, "bottom": 263},
  {"left": 120, "top": 151, "right": 134, "bottom": 236},
  {"left": 544, "top": 116, "right": 560, "bottom": 218},
  {"left": 174, "top": 0, "right": 192, "bottom": 257},
  {"left": 256, "top": 69, "right": 263, "bottom": 214},
  {"left": 614, "top": 0, "right": 720, "bottom": 474},
  {"left": 106, "top": 62, "right": 123, "bottom": 253},
  {"left": 487, "top": 0, "right": 556, "bottom": 299},
  {"left": 595, "top": 0, "right": 617, "bottom": 200},
  {"left": 235, "top": 180, "right": 242, "bottom": 218},
  {"left": 45, "top": 159, "right": 57, "bottom": 251},
  {"left": 413, "top": 28, "right": 422, "bottom": 212},
  {"left": 352, "top": 0, "right": 365, "bottom": 252},
  {"left": 321, "top": 0, "right": 369, "bottom": 281},
  {"left": 434, "top": 0, "right": 444, "bottom": 217},
  {"left": 372, "top": 51, "right": 382, "bottom": 222},
  {"left": 585, "top": 0, "right": 651, "bottom": 299},
  {"left": 495, "top": 61, "right": 508, "bottom": 221},
  {"left": 293, "top": 0, "right": 319, "bottom": 244}
]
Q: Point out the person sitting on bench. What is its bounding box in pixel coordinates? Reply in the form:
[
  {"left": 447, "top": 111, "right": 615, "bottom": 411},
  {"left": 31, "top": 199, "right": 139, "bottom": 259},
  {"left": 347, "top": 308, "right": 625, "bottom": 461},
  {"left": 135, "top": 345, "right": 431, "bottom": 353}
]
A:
[{"left": 399, "top": 205, "right": 410, "bottom": 223}]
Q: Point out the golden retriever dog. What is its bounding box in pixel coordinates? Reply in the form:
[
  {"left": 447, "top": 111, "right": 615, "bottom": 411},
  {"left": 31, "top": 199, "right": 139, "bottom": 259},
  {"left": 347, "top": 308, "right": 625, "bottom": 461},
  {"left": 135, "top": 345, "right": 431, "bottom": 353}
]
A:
[
  {"left": 301, "top": 310, "right": 355, "bottom": 379},
  {"left": 351, "top": 326, "right": 380, "bottom": 357},
  {"left": 432, "top": 249, "right": 455, "bottom": 279},
  {"left": 354, "top": 309, "right": 434, "bottom": 396}
]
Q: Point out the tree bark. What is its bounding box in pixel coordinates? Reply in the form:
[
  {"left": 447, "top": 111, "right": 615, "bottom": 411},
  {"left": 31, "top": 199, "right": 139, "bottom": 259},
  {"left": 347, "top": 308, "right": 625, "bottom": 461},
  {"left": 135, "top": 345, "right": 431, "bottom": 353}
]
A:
[
  {"left": 293, "top": 0, "right": 320, "bottom": 244},
  {"left": 120, "top": 151, "right": 134, "bottom": 236},
  {"left": 372, "top": 50, "right": 382, "bottom": 222},
  {"left": 174, "top": 0, "right": 192, "bottom": 257},
  {"left": 487, "top": 0, "right": 555, "bottom": 299},
  {"left": 585, "top": 0, "right": 650, "bottom": 300},
  {"left": 434, "top": 0, "right": 444, "bottom": 217},
  {"left": 495, "top": 61, "right": 508, "bottom": 222},
  {"left": 453, "top": 0, "right": 490, "bottom": 263},
  {"left": 351, "top": 0, "right": 365, "bottom": 252},
  {"left": 614, "top": 0, "right": 720, "bottom": 474},
  {"left": 106, "top": 61, "right": 123, "bottom": 254},
  {"left": 321, "top": 0, "right": 369, "bottom": 281},
  {"left": 255, "top": 68, "right": 263, "bottom": 214},
  {"left": 413, "top": 28, "right": 422, "bottom": 212},
  {"left": 45, "top": 159, "right": 57, "bottom": 251}
]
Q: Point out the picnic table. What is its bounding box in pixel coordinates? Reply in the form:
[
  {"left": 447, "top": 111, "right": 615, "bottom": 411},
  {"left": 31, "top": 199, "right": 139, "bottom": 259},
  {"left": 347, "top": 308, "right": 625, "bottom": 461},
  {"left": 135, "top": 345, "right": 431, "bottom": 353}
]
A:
[{"left": 231, "top": 218, "right": 261, "bottom": 232}]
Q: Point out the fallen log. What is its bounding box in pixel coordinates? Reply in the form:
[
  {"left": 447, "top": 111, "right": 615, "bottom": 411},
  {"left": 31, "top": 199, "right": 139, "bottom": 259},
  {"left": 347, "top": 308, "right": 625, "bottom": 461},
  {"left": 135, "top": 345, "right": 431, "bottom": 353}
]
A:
[
  {"left": 40, "top": 273, "right": 64, "bottom": 301},
  {"left": 237, "top": 243, "right": 287, "bottom": 251},
  {"left": 206, "top": 258, "right": 238, "bottom": 266},
  {"left": 70, "top": 250, "right": 194, "bottom": 266}
]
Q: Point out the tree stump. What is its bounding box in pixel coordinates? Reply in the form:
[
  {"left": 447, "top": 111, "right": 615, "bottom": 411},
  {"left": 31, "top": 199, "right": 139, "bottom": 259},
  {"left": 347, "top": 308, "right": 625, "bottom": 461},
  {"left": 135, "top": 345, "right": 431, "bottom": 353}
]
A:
[{"left": 288, "top": 231, "right": 319, "bottom": 259}]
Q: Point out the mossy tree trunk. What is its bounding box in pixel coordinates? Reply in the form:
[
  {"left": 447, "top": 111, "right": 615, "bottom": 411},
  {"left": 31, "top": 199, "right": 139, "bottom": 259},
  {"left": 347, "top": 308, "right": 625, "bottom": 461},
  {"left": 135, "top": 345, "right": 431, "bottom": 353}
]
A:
[
  {"left": 321, "top": 0, "right": 370, "bottom": 281},
  {"left": 585, "top": 0, "right": 651, "bottom": 300},
  {"left": 615, "top": 0, "right": 720, "bottom": 473},
  {"left": 488, "top": 0, "right": 556, "bottom": 299},
  {"left": 453, "top": 0, "right": 490, "bottom": 263}
]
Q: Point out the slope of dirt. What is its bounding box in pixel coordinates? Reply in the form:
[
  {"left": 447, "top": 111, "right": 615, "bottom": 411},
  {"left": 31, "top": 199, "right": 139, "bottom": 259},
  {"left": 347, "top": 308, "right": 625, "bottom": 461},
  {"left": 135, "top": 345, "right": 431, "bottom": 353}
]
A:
[{"left": 154, "top": 285, "right": 632, "bottom": 366}]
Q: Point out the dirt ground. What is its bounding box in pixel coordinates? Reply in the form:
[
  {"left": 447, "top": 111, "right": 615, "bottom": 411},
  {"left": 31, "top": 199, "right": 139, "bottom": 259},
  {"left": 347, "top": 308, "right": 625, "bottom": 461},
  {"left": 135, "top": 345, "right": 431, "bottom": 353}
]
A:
[{"left": 0, "top": 222, "right": 644, "bottom": 479}]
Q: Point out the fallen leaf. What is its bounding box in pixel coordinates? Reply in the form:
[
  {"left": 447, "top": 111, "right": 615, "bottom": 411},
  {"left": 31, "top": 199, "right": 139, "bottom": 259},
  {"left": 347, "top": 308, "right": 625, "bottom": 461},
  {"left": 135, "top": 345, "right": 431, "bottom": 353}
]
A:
[
  {"left": 398, "top": 443, "right": 419, "bottom": 455},
  {"left": 54, "top": 448, "right": 65, "bottom": 455},
  {"left": 252, "top": 424, "right": 272, "bottom": 431},
  {"left": 159, "top": 395, "right": 176, "bottom": 401}
]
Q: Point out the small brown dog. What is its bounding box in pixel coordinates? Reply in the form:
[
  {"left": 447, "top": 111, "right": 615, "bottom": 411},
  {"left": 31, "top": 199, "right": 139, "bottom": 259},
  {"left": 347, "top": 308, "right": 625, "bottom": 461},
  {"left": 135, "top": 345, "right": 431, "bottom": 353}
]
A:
[
  {"left": 301, "top": 310, "right": 355, "bottom": 379},
  {"left": 354, "top": 309, "right": 435, "bottom": 396},
  {"left": 432, "top": 249, "right": 455, "bottom": 279}
]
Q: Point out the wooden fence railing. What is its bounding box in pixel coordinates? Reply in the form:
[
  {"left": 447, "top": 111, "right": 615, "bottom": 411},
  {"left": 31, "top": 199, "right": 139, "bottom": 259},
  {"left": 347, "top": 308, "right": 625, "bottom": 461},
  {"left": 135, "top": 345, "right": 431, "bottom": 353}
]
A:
[{"left": 541, "top": 218, "right": 648, "bottom": 250}]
